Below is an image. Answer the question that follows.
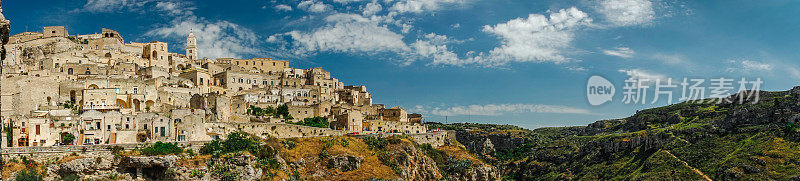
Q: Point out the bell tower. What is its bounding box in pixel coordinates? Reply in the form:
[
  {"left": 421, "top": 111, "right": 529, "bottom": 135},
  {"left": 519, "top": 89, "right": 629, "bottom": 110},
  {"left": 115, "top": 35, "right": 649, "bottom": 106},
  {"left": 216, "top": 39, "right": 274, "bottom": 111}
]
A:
[{"left": 186, "top": 29, "right": 197, "bottom": 60}]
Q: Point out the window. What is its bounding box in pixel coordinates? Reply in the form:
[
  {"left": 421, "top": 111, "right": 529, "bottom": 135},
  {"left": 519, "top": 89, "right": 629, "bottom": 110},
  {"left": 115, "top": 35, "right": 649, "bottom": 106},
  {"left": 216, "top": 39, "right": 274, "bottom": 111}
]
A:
[
  {"left": 199, "top": 78, "right": 204, "bottom": 85},
  {"left": 160, "top": 127, "right": 166, "bottom": 137},
  {"left": 96, "top": 122, "right": 101, "bottom": 130},
  {"left": 107, "top": 125, "right": 111, "bottom": 130},
  {"left": 35, "top": 125, "right": 40, "bottom": 135},
  {"left": 125, "top": 124, "right": 129, "bottom": 129}
]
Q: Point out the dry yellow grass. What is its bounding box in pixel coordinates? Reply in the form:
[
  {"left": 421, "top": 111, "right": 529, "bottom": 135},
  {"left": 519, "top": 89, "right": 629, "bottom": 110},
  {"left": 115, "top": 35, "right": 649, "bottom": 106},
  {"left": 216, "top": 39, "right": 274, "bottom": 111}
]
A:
[
  {"left": 277, "top": 136, "right": 399, "bottom": 181},
  {"left": 2, "top": 162, "right": 27, "bottom": 178},
  {"left": 179, "top": 154, "right": 211, "bottom": 168},
  {"left": 56, "top": 155, "right": 86, "bottom": 164}
]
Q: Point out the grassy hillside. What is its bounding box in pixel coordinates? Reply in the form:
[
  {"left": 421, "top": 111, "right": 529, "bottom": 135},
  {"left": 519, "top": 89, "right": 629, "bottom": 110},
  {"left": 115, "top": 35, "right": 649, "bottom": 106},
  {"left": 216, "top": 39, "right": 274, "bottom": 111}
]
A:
[{"left": 432, "top": 88, "right": 800, "bottom": 180}]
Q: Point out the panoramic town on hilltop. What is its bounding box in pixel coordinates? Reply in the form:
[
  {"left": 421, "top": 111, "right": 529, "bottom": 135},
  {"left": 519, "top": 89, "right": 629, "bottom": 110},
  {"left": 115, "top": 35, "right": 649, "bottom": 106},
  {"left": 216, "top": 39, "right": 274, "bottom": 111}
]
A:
[
  {"left": 5, "top": 0, "right": 800, "bottom": 180},
  {"left": 1, "top": 25, "right": 428, "bottom": 147}
]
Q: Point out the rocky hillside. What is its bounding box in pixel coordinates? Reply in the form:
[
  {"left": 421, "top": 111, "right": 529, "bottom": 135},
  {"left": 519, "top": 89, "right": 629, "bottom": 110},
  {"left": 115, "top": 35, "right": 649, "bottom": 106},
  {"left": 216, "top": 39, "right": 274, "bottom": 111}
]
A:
[
  {"left": 429, "top": 87, "right": 800, "bottom": 180},
  {"left": 2, "top": 132, "right": 500, "bottom": 181}
]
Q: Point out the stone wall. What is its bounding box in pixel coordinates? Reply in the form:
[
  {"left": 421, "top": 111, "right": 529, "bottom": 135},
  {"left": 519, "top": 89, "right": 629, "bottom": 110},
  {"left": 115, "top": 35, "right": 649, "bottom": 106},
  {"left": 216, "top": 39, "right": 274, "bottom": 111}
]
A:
[
  {"left": 207, "top": 122, "right": 347, "bottom": 138},
  {"left": 357, "top": 131, "right": 452, "bottom": 147},
  {"left": 0, "top": 141, "right": 209, "bottom": 161}
]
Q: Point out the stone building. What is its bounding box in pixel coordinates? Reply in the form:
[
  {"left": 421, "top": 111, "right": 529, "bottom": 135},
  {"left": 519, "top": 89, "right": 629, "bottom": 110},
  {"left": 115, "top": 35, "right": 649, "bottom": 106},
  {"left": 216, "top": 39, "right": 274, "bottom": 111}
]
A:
[
  {"left": 186, "top": 30, "right": 197, "bottom": 60},
  {"left": 42, "top": 26, "right": 68, "bottom": 38},
  {"left": 231, "top": 58, "right": 288, "bottom": 74}
]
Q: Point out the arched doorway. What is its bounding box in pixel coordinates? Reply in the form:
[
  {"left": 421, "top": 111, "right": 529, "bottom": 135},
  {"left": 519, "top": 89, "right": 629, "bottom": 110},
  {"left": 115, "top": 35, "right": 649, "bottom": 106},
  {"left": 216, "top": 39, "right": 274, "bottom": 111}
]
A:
[
  {"left": 152, "top": 51, "right": 158, "bottom": 60},
  {"left": 133, "top": 99, "right": 141, "bottom": 111},
  {"left": 145, "top": 100, "right": 155, "bottom": 111},
  {"left": 117, "top": 99, "right": 129, "bottom": 108}
]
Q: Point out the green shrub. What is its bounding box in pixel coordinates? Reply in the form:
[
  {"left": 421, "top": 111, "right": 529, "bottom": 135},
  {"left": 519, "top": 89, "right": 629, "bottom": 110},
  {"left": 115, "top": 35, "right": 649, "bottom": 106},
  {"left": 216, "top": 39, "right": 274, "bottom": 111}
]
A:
[
  {"left": 444, "top": 158, "right": 473, "bottom": 173},
  {"left": 107, "top": 145, "right": 124, "bottom": 155},
  {"left": 363, "top": 136, "right": 388, "bottom": 150},
  {"left": 61, "top": 173, "right": 79, "bottom": 181},
  {"left": 281, "top": 139, "right": 297, "bottom": 149},
  {"left": 210, "top": 163, "right": 239, "bottom": 181},
  {"left": 15, "top": 169, "right": 43, "bottom": 181},
  {"left": 276, "top": 104, "right": 290, "bottom": 117},
  {"left": 288, "top": 117, "right": 330, "bottom": 128},
  {"left": 190, "top": 169, "right": 204, "bottom": 178},
  {"left": 419, "top": 143, "right": 448, "bottom": 166},
  {"left": 139, "top": 142, "right": 183, "bottom": 156},
  {"left": 200, "top": 131, "right": 264, "bottom": 156}
]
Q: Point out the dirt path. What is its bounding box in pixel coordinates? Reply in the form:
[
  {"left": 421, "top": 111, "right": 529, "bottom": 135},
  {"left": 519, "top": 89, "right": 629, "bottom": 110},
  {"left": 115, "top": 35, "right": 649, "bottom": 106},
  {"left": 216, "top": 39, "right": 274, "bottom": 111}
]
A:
[{"left": 664, "top": 150, "right": 712, "bottom": 181}]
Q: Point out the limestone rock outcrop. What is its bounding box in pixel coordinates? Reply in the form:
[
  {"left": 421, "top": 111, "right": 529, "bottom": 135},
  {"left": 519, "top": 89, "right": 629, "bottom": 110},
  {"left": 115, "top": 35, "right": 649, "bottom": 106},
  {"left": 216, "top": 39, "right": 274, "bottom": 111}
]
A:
[
  {"left": 118, "top": 155, "right": 178, "bottom": 168},
  {"left": 326, "top": 155, "right": 363, "bottom": 172}
]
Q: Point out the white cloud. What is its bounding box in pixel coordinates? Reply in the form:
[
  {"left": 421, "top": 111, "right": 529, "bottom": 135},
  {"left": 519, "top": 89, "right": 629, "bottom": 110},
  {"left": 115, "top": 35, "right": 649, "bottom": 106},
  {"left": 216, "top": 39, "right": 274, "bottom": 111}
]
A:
[
  {"left": 146, "top": 17, "right": 261, "bottom": 59},
  {"left": 726, "top": 60, "right": 773, "bottom": 72},
  {"left": 618, "top": 69, "right": 670, "bottom": 84},
  {"left": 362, "top": 1, "right": 383, "bottom": 16},
  {"left": 154, "top": 1, "right": 195, "bottom": 16},
  {"left": 474, "top": 7, "right": 592, "bottom": 66},
  {"left": 428, "top": 104, "right": 591, "bottom": 116},
  {"left": 566, "top": 66, "right": 587, "bottom": 72},
  {"left": 602, "top": 47, "right": 635, "bottom": 58},
  {"left": 298, "top": 0, "right": 333, "bottom": 13},
  {"left": 597, "top": 0, "right": 655, "bottom": 27},
  {"left": 333, "top": 0, "right": 364, "bottom": 4},
  {"left": 274, "top": 4, "right": 293, "bottom": 12},
  {"left": 139, "top": 2, "right": 260, "bottom": 59},
  {"left": 77, "top": 0, "right": 153, "bottom": 13},
  {"left": 651, "top": 53, "right": 690, "bottom": 66},
  {"left": 450, "top": 23, "right": 461, "bottom": 29},
  {"left": 280, "top": 13, "right": 410, "bottom": 56},
  {"left": 411, "top": 39, "right": 468, "bottom": 66},
  {"left": 389, "top": 0, "right": 467, "bottom": 14},
  {"left": 740, "top": 60, "right": 773, "bottom": 71}
]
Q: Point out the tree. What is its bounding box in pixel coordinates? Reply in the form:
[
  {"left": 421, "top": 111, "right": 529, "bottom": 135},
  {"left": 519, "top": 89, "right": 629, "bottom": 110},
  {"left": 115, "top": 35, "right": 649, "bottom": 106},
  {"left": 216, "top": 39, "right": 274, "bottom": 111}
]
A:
[
  {"left": 139, "top": 141, "right": 183, "bottom": 156},
  {"left": 61, "top": 133, "right": 75, "bottom": 145},
  {"left": 276, "top": 104, "right": 290, "bottom": 118},
  {"left": 15, "top": 169, "right": 43, "bottom": 181},
  {"left": 6, "top": 123, "right": 12, "bottom": 147},
  {"left": 289, "top": 117, "right": 329, "bottom": 128},
  {"left": 264, "top": 106, "right": 276, "bottom": 115}
]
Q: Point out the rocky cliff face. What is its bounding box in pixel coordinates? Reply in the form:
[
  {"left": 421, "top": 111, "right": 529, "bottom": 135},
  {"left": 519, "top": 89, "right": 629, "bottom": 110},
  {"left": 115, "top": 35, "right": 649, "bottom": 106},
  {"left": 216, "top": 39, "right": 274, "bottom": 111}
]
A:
[
  {"left": 0, "top": 0, "right": 8, "bottom": 61},
  {"left": 441, "top": 87, "right": 800, "bottom": 180},
  {"left": 4, "top": 135, "right": 501, "bottom": 181}
]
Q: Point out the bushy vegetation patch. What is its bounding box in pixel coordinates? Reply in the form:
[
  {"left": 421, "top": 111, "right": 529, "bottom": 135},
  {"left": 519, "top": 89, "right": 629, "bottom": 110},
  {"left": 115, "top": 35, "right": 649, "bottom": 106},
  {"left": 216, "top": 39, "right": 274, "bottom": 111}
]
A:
[
  {"left": 288, "top": 116, "right": 330, "bottom": 128},
  {"left": 139, "top": 141, "right": 183, "bottom": 156}
]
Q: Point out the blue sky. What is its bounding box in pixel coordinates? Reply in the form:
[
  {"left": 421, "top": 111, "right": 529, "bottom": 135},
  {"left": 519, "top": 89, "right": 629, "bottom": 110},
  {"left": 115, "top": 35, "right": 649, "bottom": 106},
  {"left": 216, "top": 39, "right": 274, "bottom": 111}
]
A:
[{"left": 7, "top": 0, "right": 800, "bottom": 128}]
